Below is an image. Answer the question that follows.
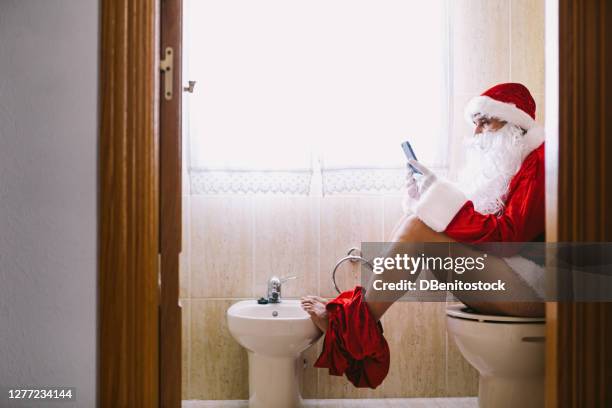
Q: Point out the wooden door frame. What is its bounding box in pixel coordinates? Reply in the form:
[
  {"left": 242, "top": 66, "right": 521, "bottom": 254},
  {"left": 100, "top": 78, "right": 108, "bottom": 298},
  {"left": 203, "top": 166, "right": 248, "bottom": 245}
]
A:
[{"left": 546, "top": 0, "right": 612, "bottom": 406}]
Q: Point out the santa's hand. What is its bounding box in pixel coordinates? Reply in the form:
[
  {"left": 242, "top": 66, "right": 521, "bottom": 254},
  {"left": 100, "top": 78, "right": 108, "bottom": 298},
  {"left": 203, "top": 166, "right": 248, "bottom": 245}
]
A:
[{"left": 408, "top": 159, "right": 437, "bottom": 196}]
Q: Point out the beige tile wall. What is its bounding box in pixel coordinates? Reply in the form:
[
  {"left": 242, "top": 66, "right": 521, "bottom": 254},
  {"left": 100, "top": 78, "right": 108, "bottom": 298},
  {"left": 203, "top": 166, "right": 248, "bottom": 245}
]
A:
[
  {"left": 449, "top": 0, "right": 546, "bottom": 175},
  {"left": 181, "top": 0, "right": 544, "bottom": 401},
  {"left": 182, "top": 195, "right": 478, "bottom": 400}
]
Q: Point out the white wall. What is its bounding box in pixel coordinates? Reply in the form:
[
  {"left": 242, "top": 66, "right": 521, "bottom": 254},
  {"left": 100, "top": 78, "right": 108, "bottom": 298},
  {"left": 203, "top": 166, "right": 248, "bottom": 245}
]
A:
[{"left": 0, "top": 1, "right": 98, "bottom": 406}]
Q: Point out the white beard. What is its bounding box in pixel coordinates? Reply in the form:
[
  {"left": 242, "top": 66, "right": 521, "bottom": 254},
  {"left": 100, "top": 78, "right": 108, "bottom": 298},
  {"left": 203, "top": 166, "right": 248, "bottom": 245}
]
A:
[{"left": 457, "top": 124, "right": 529, "bottom": 215}]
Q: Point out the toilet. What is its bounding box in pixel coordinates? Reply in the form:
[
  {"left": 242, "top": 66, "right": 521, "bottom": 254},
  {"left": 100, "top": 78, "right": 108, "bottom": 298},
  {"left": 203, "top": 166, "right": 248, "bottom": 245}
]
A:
[{"left": 446, "top": 304, "right": 545, "bottom": 408}]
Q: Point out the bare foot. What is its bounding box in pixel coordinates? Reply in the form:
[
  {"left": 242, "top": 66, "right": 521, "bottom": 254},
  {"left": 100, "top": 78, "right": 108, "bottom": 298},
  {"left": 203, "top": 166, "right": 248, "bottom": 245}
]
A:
[
  {"left": 300, "top": 296, "right": 329, "bottom": 333},
  {"left": 302, "top": 295, "right": 327, "bottom": 303}
]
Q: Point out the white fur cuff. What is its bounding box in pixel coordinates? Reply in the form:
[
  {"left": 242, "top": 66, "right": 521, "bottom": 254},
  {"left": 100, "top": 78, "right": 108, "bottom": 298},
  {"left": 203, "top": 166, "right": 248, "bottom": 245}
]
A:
[{"left": 415, "top": 180, "right": 467, "bottom": 232}]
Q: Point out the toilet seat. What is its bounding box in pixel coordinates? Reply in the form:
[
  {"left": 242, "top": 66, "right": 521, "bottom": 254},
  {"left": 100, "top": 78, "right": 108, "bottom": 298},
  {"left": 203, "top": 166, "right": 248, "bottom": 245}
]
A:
[{"left": 446, "top": 304, "right": 545, "bottom": 323}]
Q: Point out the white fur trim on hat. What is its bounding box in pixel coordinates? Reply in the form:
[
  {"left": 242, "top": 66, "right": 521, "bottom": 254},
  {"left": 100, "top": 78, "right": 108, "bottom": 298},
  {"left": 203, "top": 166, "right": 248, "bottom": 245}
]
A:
[
  {"left": 464, "top": 95, "right": 537, "bottom": 130},
  {"left": 415, "top": 179, "right": 467, "bottom": 232}
]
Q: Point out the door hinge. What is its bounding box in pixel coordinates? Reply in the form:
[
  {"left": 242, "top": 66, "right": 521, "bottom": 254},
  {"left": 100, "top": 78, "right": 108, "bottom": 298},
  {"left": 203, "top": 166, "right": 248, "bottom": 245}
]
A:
[{"left": 160, "top": 47, "right": 174, "bottom": 100}]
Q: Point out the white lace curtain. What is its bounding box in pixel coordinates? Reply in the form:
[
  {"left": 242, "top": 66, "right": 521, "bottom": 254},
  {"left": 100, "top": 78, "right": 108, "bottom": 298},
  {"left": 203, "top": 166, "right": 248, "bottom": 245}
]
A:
[{"left": 186, "top": 0, "right": 449, "bottom": 195}]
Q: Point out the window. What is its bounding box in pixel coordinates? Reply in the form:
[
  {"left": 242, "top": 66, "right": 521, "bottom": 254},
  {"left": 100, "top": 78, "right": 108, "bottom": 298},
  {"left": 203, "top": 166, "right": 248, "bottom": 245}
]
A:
[{"left": 186, "top": 0, "right": 449, "bottom": 194}]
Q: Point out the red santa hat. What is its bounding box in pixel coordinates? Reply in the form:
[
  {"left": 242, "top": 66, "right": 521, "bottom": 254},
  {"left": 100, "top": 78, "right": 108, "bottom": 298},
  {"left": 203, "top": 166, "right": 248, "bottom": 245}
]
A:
[{"left": 464, "top": 82, "right": 537, "bottom": 130}]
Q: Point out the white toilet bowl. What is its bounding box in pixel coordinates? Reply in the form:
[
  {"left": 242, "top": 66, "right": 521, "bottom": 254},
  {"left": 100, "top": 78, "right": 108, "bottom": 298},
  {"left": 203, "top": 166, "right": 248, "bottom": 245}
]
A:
[{"left": 446, "top": 304, "right": 545, "bottom": 408}]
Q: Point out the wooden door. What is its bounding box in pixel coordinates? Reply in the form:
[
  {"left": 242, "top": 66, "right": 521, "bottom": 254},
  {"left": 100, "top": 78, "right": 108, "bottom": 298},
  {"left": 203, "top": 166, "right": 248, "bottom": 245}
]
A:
[{"left": 160, "top": 0, "right": 183, "bottom": 406}]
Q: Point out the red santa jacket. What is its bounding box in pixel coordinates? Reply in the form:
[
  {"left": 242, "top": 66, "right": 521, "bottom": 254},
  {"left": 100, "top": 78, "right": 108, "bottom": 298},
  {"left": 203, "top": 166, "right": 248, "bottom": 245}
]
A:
[{"left": 414, "top": 131, "right": 545, "bottom": 244}]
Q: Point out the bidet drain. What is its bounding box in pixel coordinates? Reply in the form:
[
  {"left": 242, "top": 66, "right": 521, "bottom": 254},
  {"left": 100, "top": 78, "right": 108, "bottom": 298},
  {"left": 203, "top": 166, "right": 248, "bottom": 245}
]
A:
[{"left": 272, "top": 311, "right": 278, "bottom": 317}]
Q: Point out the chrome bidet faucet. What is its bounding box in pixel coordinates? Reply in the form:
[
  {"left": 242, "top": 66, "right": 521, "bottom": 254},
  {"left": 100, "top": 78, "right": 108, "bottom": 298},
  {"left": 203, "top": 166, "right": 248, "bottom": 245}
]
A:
[{"left": 267, "top": 275, "right": 297, "bottom": 303}]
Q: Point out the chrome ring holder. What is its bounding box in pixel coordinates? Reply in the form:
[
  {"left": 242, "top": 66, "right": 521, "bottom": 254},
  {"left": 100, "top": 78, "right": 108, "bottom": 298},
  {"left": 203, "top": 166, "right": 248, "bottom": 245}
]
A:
[{"left": 332, "top": 247, "right": 373, "bottom": 294}]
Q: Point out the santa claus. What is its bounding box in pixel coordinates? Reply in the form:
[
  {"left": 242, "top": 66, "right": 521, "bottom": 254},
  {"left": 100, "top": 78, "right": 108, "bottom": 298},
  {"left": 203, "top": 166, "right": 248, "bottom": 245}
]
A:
[
  {"left": 303, "top": 82, "right": 546, "bottom": 333},
  {"left": 405, "top": 82, "right": 545, "bottom": 242}
]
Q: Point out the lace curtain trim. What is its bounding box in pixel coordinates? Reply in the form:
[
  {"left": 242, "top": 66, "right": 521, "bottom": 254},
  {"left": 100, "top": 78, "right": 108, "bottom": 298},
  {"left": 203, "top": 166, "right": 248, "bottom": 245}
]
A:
[
  {"left": 190, "top": 169, "right": 313, "bottom": 195},
  {"left": 190, "top": 166, "right": 449, "bottom": 195},
  {"left": 321, "top": 167, "right": 405, "bottom": 194}
]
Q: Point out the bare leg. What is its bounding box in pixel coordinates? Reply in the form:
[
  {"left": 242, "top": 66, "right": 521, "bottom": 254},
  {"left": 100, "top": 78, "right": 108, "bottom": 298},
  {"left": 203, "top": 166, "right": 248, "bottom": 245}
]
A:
[
  {"left": 301, "top": 214, "right": 544, "bottom": 327},
  {"left": 364, "top": 215, "right": 544, "bottom": 319},
  {"left": 364, "top": 215, "right": 452, "bottom": 320},
  {"left": 299, "top": 214, "right": 417, "bottom": 329}
]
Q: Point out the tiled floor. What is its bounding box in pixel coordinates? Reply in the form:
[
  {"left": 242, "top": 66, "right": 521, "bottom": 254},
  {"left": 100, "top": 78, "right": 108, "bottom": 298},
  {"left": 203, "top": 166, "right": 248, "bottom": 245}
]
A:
[{"left": 183, "top": 398, "right": 478, "bottom": 407}]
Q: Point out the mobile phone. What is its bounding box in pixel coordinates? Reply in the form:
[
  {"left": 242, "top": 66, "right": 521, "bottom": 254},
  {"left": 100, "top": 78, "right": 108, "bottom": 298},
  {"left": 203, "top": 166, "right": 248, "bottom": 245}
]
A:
[{"left": 401, "top": 141, "right": 422, "bottom": 174}]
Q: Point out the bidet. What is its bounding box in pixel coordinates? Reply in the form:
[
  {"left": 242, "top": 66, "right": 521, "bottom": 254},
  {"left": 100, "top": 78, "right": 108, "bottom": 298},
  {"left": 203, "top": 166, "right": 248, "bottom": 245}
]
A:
[{"left": 227, "top": 299, "right": 322, "bottom": 408}]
